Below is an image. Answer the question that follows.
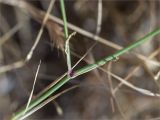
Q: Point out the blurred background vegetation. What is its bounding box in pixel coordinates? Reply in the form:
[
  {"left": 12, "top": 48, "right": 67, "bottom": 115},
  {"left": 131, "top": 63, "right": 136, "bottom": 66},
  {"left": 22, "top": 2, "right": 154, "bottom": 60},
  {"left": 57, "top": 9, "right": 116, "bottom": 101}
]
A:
[{"left": 0, "top": 0, "right": 160, "bottom": 120}]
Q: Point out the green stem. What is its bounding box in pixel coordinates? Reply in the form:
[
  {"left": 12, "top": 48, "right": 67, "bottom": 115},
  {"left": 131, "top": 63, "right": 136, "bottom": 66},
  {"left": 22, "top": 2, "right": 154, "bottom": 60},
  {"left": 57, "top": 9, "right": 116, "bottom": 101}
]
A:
[
  {"left": 11, "top": 28, "right": 160, "bottom": 120},
  {"left": 60, "top": 0, "right": 68, "bottom": 38},
  {"left": 60, "top": 0, "right": 72, "bottom": 72}
]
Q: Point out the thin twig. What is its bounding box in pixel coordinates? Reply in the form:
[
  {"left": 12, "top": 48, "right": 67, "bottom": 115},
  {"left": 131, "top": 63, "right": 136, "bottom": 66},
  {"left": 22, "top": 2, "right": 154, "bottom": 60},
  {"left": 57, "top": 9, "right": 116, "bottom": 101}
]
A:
[
  {"left": 25, "top": 0, "right": 56, "bottom": 61},
  {"left": 113, "top": 47, "right": 160, "bottom": 94},
  {"left": 24, "top": 60, "right": 41, "bottom": 115},
  {"left": 0, "top": 61, "right": 24, "bottom": 74},
  {"left": 72, "top": 43, "right": 97, "bottom": 70},
  {"left": 136, "top": 53, "right": 160, "bottom": 67},
  {"left": 95, "top": 0, "right": 102, "bottom": 40},
  {"left": 112, "top": 94, "right": 127, "bottom": 120},
  {"left": 50, "top": 14, "right": 122, "bottom": 50},
  {"left": 0, "top": 23, "right": 22, "bottom": 45},
  {"left": 107, "top": 62, "right": 115, "bottom": 113},
  {"left": 102, "top": 70, "right": 160, "bottom": 97}
]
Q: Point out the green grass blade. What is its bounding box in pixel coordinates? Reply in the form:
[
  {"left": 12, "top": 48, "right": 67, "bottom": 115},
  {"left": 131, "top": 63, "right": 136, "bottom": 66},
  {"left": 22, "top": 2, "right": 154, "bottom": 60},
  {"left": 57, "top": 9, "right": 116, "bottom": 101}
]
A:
[
  {"left": 60, "top": 0, "right": 72, "bottom": 74},
  {"left": 60, "top": 0, "right": 68, "bottom": 38}
]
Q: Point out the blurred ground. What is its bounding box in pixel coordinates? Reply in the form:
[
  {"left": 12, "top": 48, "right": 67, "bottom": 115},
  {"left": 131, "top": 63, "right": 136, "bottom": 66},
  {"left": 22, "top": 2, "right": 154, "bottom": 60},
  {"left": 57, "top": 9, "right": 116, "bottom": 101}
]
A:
[{"left": 0, "top": 0, "right": 160, "bottom": 120}]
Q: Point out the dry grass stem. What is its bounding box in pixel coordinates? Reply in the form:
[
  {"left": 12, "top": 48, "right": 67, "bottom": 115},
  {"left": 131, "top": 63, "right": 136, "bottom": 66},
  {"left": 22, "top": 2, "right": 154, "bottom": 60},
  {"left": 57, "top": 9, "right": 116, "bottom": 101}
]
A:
[{"left": 24, "top": 60, "right": 41, "bottom": 115}]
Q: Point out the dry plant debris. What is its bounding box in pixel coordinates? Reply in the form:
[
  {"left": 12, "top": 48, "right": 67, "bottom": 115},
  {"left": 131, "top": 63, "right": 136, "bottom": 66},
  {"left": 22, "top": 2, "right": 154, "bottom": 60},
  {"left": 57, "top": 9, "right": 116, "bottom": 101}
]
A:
[{"left": 0, "top": 0, "right": 160, "bottom": 120}]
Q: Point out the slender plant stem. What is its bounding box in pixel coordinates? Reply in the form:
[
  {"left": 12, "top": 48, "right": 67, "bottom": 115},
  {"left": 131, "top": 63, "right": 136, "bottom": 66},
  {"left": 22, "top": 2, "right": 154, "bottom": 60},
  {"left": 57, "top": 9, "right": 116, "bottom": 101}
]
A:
[
  {"left": 11, "top": 28, "right": 160, "bottom": 120},
  {"left": 60, "top": 0, "right": 72, "bottom": 73},
  {"left": 60, "top": 0, "right": 68, "bottom": 38}
]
